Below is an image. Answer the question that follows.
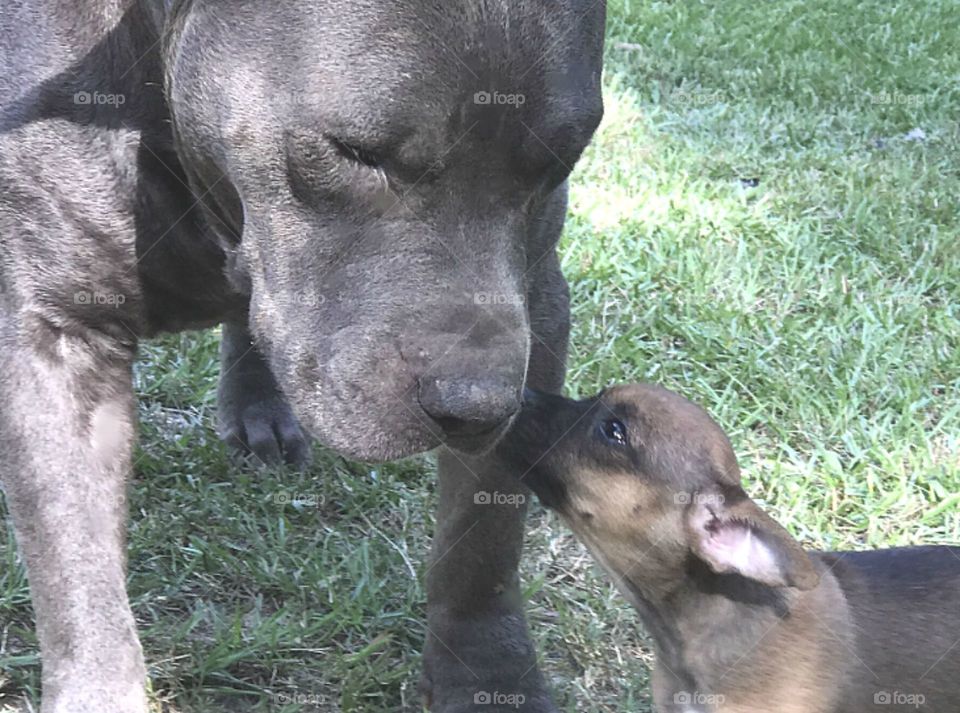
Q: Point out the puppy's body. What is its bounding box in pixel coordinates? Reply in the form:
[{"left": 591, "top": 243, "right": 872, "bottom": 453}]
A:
[
  {"left": 504, "top": 385, "right": 960, "bottom": 712},
  {"left": 822, "top": 547, "right": 960, "bottom": 711},
  {"left": 651, "top": 548, "right": 960, "bottom": 713}
]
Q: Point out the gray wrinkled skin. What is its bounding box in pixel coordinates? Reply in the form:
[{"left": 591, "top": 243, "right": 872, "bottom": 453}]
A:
[{"left": 0, "top": 1, "right": 605, "bottom": 711}]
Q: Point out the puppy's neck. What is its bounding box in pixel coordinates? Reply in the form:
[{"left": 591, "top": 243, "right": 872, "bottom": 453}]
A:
[{"left": 619, "top": 556, "right": 799, "bottom": 694}]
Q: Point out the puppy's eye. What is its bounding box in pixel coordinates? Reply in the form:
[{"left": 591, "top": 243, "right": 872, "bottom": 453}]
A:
[
  {"left": 329, "top": 137, "right": 381, "bottom": 169},
  {"left": 599, "top": 418, "right": 628, "bottom": 446}
]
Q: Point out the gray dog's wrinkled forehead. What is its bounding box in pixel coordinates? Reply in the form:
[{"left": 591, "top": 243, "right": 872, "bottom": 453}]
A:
[{"left": 171, "top": 0, "right": 605, "bottom": 147}]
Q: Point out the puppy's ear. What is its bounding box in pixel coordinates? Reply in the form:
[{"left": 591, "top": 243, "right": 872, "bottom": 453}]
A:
[{"left": 685, "top": 489, "right": 819, "bottom": 590}]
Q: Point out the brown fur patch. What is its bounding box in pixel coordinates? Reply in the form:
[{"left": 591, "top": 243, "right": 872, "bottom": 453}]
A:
[{"left": 560, "top": 471, "right": 690, "bottom": 595}]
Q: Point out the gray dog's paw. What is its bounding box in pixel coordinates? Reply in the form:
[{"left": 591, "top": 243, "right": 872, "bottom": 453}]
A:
[
  {"left": 420, "top": 611, "right": 560, "bottom": 713},
  {"left": 217, "top": 322, "right": 312, "bottom": 469},
  {"left": 218, "top": 395, "right": 312, "bottom": 468},
  {"left": 421, "top": 668, "right": 559, "bottom": 713}
]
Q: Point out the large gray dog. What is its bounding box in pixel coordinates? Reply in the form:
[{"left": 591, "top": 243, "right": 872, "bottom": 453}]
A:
[{"left": 0, "top": 1, "right": 605, "bottom": 711}]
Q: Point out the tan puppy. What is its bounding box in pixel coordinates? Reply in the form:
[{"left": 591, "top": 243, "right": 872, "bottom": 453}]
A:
[{"left": 502, "top": 384, "right": 960, "bottom": 713}]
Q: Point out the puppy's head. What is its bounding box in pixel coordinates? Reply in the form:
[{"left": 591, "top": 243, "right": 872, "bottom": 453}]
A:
[{"left": 503, "top": 384, "right": 818, "bottom": 592}]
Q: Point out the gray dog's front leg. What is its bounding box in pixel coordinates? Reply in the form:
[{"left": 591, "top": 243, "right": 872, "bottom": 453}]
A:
[
  {"left": 0, "top": 327, "right": 146, "bottom": 713},
  {"left": 217, "top": 319, "right": 311, "bottom": 467},
  {"left": 422, "top": 254, "right": 570, "bottom": 713}
]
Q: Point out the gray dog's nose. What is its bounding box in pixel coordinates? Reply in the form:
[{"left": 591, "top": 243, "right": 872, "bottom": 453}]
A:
[{"left": 418, "top": 376, "right": 521, "bottom": 441}]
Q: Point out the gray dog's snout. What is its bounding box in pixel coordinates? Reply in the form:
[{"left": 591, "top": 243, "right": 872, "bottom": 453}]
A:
[{"left": 418, "top": 376, "right": 521, "bottom": 440}]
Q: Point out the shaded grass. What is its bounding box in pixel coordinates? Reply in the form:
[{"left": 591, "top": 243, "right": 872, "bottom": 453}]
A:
[{"left": 2, "top": 0, "right": 959, "bottom": 711}]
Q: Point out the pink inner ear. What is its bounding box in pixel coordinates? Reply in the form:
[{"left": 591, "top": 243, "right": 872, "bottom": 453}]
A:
[{"left": 702, "top": 519, "right": 780, "bottom": 583}]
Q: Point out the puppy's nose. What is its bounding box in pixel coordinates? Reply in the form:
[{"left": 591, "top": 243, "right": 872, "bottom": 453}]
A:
[{"left": 418, "top": 376, "right": 521, "bottom": 439}]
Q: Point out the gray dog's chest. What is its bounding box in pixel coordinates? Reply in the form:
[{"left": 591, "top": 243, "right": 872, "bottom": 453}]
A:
[
  {"left": 0, "top": 116, "right": 241, "bottom": 337},
  {"left": 132, "top": 136, "right": 246, "bottom": 334},
  {"left": 0, "top": 3, "right": 241, "bottom": 338}
]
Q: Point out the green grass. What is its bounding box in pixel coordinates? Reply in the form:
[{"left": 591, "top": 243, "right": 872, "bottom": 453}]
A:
[{"left": 2, "top": 0, "right": 959, "bottom": 711}]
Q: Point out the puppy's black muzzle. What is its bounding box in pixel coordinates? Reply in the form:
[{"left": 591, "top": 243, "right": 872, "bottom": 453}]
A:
[{"left": 500, "top": 388, "right": 587, "bottom": 510}]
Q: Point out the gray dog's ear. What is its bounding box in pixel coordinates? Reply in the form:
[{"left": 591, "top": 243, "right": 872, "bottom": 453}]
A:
[{"left": 685, "top": 490, "right": 820, "bottom": 591}]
